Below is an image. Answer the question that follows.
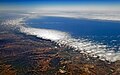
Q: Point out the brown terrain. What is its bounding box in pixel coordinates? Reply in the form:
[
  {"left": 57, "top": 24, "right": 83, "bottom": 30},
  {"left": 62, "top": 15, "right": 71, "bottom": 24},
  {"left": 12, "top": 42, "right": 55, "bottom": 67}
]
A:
[{"left": 0, "top": 29, "right": 120, "bottom": 75}]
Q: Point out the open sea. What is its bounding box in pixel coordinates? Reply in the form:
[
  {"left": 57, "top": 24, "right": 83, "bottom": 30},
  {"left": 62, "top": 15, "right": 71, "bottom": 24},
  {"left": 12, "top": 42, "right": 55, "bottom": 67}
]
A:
[{"left": 25, "top": 16, "right": 120, "bottom": 52}]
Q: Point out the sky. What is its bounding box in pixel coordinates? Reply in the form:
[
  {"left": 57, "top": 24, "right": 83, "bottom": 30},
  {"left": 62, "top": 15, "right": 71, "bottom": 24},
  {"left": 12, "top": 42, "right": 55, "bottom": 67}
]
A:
[
  {"left": 0, "top": 0, "right": 120, "bottom": 3},
  {"left": 0, "top": 0, "right": 120, "bottom": 11},
  {"left": 0, "top": 0, "right": 120, "bottom": 6}
]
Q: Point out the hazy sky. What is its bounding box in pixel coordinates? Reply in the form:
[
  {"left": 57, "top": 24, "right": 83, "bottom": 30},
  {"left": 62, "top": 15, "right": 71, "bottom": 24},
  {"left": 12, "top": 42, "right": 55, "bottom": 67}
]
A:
[{"left": 0, "top": 0, "right": 120, "bottom": 11}]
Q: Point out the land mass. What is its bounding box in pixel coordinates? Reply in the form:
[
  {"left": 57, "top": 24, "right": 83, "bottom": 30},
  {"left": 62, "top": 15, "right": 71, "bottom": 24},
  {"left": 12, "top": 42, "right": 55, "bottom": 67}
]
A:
[{"left": 0, "top": 28, "right": 120, "bottom": 75}]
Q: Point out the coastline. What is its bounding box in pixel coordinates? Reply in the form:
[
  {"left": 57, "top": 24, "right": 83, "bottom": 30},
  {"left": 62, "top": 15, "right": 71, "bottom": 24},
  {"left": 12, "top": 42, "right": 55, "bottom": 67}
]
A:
[{"left": 0, "top": 29, "right": 120, "bottom": 75}]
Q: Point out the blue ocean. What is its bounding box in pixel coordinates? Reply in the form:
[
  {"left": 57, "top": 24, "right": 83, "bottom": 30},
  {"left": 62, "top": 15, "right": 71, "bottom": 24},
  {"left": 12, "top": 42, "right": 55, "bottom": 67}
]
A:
[{"left": 25, "top": 16, "right": 120, "bottom": 52}]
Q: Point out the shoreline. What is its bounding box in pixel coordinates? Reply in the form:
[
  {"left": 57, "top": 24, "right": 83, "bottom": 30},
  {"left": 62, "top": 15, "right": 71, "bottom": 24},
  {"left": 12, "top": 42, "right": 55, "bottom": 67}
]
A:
[{"left": 0, "top": 29, "right": 120, "bottom": 75}]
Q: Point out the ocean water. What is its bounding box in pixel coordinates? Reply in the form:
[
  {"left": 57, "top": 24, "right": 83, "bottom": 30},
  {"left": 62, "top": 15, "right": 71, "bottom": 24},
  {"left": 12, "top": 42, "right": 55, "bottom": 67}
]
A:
[
  {"left": 25, "top": 16, "right": 120, "bottom": 51},
  {"left": 25, "top": 16, "right": 120, "bottom": 36}
]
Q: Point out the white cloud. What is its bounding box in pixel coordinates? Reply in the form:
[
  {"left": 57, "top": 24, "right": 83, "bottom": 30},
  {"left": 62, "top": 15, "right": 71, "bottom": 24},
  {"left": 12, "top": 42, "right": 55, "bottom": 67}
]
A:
[{"left": 28, "top": 6, "right": 120, "bottom": 21}]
